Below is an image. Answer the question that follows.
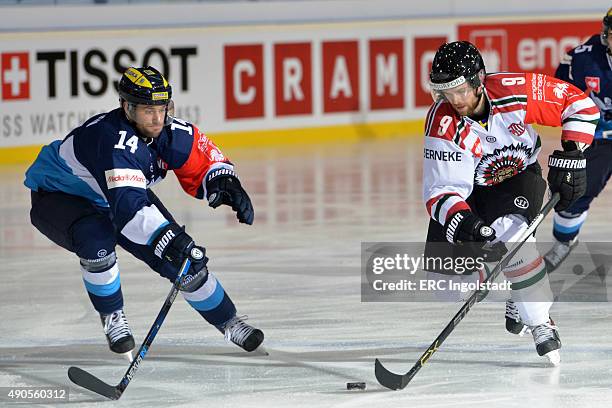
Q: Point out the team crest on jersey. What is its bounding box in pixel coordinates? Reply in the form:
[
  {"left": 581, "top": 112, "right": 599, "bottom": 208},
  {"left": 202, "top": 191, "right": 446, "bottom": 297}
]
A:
[
  {"left": 507, "top": 122, "right": 525, "bottom": 136},
  {"left": 585, "top": 76, "right": 601, "bottom": 94},
  {"left": 552, "top": 82, "right": 569, "bottom": 99},
  {"left": 474, "top": 144, "right": 530, "bottom": 186},
  {"left": 197, "top": 133, "right": 225, "bottom": 161},
  {"left": 208, "top": 148, "right": 225, "bottom": 161}
]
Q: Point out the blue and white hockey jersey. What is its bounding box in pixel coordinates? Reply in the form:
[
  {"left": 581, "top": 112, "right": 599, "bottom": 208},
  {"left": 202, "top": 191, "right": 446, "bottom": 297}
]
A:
[
  {"left": 556, "top": 34, "right": 612, "bottom": 139},
  {"left": 24, "top": 108, "right": 232, "bottom": 245}
]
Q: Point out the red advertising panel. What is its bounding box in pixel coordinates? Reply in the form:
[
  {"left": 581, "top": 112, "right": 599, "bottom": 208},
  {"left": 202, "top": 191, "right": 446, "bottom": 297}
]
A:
[
  {"left": 413, "top": 37, "right": 447, "bottom": 108},
  {"left": 224, "top": 44, "right": 264, "bottom": 119},
  {"left": 369, "top": 39, "right": 404, "bottom": 110},
  {"left": 322, "top": 40, "right": 359, "bottom": 113},
  {"left": 458, "top": 20, "right": 599, "bottom": 76},
  {"left": 274, "top": 42, "right": 312, "bottom": 116},
  {"left": 1, "top": 52, "right": 29, "bottom": 101}
]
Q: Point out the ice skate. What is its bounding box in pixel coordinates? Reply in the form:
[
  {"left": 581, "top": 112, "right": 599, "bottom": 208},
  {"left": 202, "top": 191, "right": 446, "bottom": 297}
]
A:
[
  {"left": 100, "top": 309, "right": 135, "bottom": 361},
  {"left": 530, "top": 318, "right": 561, "bottom": 365},
  {"left": 505, "top": 300, "right": 530, "bottom": 336},
  {"left": 544, "top": 238, "right": 578, "bottom": 273},
  {"left": 222, "top": 315, "right": 264, "bottom": 352}
]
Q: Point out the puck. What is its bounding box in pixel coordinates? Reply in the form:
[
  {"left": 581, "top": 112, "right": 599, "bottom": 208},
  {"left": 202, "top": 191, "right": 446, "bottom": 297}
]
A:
[{"left": 346, "top": 382, "right": 366, "bottom": 390}]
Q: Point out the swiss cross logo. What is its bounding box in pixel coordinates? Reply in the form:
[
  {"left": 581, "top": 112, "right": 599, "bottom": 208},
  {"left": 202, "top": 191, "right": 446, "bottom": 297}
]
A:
[
  {"left": 585, "top": 76, "right": 601, "bottom": 94},
  {"left": 508, "top": 122, "right": 526, "bottom": 136},
  {"left": 1, "top": 52, "right": 29, "bottom": 101}
]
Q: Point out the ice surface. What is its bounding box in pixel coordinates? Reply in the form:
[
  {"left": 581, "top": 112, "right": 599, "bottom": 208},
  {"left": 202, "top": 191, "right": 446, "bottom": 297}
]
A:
[{"left": 1, "top": 136, "right": 611, "bottom": 407}]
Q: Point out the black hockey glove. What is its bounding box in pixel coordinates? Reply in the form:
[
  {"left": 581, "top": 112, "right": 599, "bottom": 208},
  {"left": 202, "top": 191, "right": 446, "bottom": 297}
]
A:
[
  {"left": 444, "top": 210, "right": 507, "bottom": 262},
  {"left": 205, "top": 168, "right": 254, "bottom": 225},
  {"left": 547, "top": 149, "right": 586, "bottom": 212},
  {"left": 150, "top": 223, "right": 209, "bottom": 292},
  {"left": 444, "top": 210, "right": 495, "bottom": 243}
]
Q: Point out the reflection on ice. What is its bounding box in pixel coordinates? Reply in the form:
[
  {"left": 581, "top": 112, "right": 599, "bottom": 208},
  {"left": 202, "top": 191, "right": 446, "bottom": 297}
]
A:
[{"left": 1, "top": 137, "right": 612, "bottom": 407}]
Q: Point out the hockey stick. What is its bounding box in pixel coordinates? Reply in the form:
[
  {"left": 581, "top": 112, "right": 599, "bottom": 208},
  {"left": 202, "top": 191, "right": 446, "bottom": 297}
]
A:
[
  {"left": 68, "top": 257, "right": 192, "bottom": 400},
  {"left": 375, "top": 192, "right": 560, "bottom": 390}
]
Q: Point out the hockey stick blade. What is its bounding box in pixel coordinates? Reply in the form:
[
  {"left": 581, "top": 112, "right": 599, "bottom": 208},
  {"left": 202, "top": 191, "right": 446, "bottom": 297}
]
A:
[
  {"left": 374, "top": 193, "right": 560, "bottom": 391},
  {"left": 374, "top": 358, "right": 408, "bottom": 391},
  {"left": 68, "top": 366, "right": 120, "bottom": 400}
]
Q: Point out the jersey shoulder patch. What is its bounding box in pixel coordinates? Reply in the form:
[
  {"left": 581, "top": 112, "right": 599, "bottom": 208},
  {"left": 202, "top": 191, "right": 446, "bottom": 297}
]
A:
[
  {"left": 157, "top": 117, "right": 196, "bottom": 169},
  {"left": 485, "top": 73, "right": 528, "bottom": 114},
  {"left": 485, "top": 72, "right": 528, "bottom": 97},
  {"left": 168, "top": 116, "right": 195, "bottom": 137},
  {"left": 569, "top": 36, "right": 605, "bottom": 66},
  {"left": 425, "top": 101, "right": 464, "bottom": 141},
  {"left": 563, "top": 35, "right": 602, "bottom": 64}
]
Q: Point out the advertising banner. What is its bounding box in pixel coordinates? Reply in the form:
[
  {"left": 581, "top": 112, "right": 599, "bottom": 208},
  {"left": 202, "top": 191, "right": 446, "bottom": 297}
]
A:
[{"left": 0, "top": 13, "right": 601, "bottom": 154}]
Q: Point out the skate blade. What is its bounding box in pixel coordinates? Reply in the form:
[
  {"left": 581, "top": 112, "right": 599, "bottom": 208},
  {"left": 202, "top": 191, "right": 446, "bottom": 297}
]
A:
[
  {"left": 544, "top": 350, "right": 560, "bottom": 366},
  {"left": 121, "top": 351, "right": 134, "bottom": 362},
  {"left": 252, "top": 346, "right": 269, "bottom": 356},
  {"left": 518, "top": 326, "right": 531, "bottom": 336}
]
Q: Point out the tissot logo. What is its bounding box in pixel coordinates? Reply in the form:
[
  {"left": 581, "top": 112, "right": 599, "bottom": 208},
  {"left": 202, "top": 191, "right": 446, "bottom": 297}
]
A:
[
  {"left": 1, "top": 47, "right": 197, "bottom": 102},
  {"left": 1, "top": 52, "right": 29, "bottom": 101}
]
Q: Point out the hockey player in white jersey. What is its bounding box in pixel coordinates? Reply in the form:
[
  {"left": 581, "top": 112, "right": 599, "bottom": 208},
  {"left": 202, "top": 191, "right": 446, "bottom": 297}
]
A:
[{"left": 422, "top": 41, "right": 598, "bottom": 363}]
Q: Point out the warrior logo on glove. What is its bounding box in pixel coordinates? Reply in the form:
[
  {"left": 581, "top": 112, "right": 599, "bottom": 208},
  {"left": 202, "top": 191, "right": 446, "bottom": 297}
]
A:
[
  {"left": 205, "top": 167, "right": 254, "bottom": 225},
  {"left": 547, "top": 148, "right": 587, "bottom": 212}
]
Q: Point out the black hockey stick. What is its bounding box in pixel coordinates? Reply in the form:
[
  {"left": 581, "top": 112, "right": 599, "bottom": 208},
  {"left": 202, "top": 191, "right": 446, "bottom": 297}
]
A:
[
  {"left": 375, "top": 192, "right": 560, "bottom": 390},
  {"left": 68, "top": 257, "right": 192, "bottom": 400}
]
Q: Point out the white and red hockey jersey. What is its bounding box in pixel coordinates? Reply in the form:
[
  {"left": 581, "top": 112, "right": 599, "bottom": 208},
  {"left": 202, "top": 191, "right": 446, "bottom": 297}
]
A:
[{"left": 424, "top": 72, "right": 598, "bottom": 227}]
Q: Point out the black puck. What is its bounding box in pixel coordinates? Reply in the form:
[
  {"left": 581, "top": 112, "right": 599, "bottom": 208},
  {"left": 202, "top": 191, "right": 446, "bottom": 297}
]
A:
[{"left": 346, "top": 382, "right": 366, "bottom": 390}]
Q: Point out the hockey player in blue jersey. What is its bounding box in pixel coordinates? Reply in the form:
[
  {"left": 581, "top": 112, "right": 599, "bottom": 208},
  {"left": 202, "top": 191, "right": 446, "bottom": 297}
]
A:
[
  {"left": 544, "top": 8, "right": 612, "bottom": 271},
  {"left": 24, "top": 66, "right": 264, "bottom": 359}
]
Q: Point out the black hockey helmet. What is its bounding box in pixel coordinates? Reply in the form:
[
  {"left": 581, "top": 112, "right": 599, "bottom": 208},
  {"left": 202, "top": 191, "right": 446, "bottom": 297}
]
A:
[
  {"left": 118, "top": 66, "right": 172, "bottom": 106},
  {"left": 429, "top": 41, "right": 485, "bottom": 100}
]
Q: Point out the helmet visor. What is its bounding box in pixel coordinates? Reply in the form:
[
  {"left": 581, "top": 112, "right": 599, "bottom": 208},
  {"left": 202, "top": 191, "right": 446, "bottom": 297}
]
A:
[{"left": 429, "top": 76, "right": 470, "bottom": 101}]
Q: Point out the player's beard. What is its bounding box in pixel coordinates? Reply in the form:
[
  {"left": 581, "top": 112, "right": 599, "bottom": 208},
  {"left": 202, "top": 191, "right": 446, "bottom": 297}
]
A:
[
  {"left": 448, "top": 88, "right": 484, "bottom": 117},
  {"left": 462, "top": 91, "right": 485, "bottom": 117}
]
